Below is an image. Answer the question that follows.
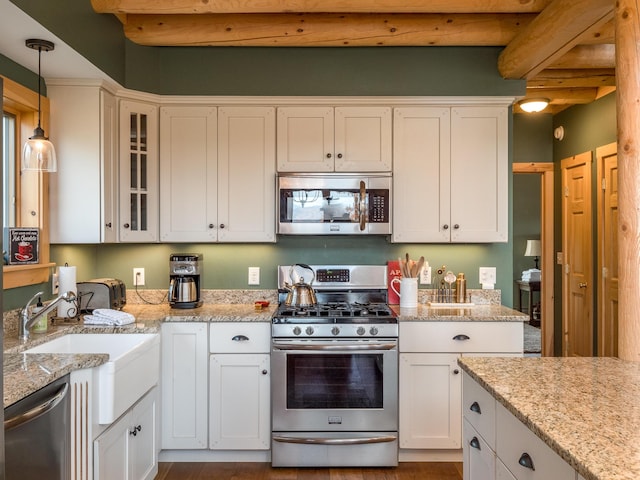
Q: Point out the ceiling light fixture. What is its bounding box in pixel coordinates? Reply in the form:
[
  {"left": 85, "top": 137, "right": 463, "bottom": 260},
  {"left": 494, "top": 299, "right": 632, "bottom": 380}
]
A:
[
  {"left": 518, "top": 98, "right": 550, "bottom": 113},
  {"left": 22, "top": 38, "right": 57, "bottom": 172}
]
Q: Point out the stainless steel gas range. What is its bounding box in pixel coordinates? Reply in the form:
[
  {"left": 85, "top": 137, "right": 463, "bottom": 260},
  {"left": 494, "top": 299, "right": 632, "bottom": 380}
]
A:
[{"left": 271, "top": 265, "right": 398, "bottom": 467}]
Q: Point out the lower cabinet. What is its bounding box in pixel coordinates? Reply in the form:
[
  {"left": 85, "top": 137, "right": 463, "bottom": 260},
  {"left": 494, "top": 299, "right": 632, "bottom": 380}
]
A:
[
  {"left": 161, "top": 323, "right": 209, "bottom": 449},
  {"left": 209, "top": 322, "right": 271, "bottom": 451},
  {"left": 399, "top": 322, "right": 523, "bottom": 452},
  {"left": 94, "top": 387, "right": 158, "bottom": 480},
  {"left": 463, "top": 372, "right": 578, "bottom": 480}
]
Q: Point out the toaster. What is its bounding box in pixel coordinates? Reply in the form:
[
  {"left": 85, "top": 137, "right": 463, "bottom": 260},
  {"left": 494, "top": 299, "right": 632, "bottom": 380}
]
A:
[{"left": 77, "top": 278, "right": 126, "bottom": 312}]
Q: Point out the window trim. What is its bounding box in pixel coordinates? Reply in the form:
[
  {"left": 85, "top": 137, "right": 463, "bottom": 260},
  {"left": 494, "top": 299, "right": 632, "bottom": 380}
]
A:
[{"left": 2, "top": 75, "right": 54, "bottom": 289}]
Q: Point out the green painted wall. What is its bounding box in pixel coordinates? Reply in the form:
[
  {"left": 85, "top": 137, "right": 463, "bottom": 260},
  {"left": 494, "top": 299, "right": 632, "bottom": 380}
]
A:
[{"left": 2, "top": 1, "right": 534, "bottom": 312}]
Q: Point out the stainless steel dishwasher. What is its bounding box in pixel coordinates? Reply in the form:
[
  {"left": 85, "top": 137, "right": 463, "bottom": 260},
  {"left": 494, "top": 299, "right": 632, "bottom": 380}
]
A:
[{"left": 4, "top": 374, "right": 70, "bottom": 480}]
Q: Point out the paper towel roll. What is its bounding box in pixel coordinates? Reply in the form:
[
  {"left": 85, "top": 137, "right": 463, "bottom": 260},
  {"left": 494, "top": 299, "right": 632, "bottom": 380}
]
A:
[{"left": 57, "top": 265, "right": 77, "bottom": 318}]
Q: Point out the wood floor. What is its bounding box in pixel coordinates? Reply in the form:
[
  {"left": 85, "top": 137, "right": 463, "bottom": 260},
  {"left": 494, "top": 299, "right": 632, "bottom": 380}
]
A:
[{"left": 155, "top": 462, "right": 464, "bottom": 480}]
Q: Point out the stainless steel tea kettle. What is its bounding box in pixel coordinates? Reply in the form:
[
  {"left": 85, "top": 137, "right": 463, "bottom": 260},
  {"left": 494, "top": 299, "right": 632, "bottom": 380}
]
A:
[{"left": 283, "top": 263, "right": 318, "bottom": 307}]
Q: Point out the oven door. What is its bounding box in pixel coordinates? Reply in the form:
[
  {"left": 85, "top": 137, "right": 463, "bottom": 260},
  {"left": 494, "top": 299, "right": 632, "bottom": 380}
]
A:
[{"left": 271, "top": 338, "right": 398, "bottom": 432}]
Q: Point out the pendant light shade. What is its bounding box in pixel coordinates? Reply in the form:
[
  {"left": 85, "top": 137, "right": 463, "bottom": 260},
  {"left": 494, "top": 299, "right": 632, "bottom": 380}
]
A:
[
  {"left": 518, "top": 98, "right": 550, "bottom": 113},
  {"left": 22, "top": 39, "right": 57, "bottom": 172}
]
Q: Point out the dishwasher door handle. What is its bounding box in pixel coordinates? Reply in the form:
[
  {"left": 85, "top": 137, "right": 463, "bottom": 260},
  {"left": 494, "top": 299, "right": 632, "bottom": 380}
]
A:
[{"left": 4, "top": 383, "right": 69, "bottom": 431}]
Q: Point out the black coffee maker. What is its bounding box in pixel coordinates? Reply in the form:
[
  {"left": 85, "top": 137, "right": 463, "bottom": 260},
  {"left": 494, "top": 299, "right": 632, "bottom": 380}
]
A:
[{"left": 169, "top": 254, "right": 203, "bottom": 308}]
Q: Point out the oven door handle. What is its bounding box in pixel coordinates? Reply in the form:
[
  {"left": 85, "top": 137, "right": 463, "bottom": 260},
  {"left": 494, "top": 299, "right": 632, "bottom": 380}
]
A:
[
  {"left": 273, "top": 434, "right": 397, "bottom": 446},
  {"left": 272, "top": 342, "right": 396, "bottom": 351}
]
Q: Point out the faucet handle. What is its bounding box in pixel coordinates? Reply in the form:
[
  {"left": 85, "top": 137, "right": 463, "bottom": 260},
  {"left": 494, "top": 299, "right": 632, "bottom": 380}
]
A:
[{"left": 23, "top": 291, "right": 44, "bottom": 312}]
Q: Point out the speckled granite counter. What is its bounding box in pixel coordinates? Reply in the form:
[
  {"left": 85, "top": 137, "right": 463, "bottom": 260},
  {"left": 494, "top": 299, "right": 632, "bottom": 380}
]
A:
[
  {"left": 458, "top": 356, "right": 640, "bottom": 480},
  {"left": 394, "top": 304, "right": 527, "bottom": 322},
  {"left": 3, "top": 302, "right": 273, "bottom": 408}
]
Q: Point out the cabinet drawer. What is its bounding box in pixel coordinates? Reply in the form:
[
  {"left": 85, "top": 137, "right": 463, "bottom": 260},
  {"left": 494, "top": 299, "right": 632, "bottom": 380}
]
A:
[
  {"left": 400, "top": 322, "right": 523, "bottom": 353},
  {"left": 210, "top": 322, "right": 270, "bottom": 353},
  {"left": 463, "top": 372, "right": 496, "bottom": 450},
  {"left": 463, "top": 418, "right": 496, "bottom": 480},
  {"left": 496, "top": 403, "right": 574, "bottom": 480}
]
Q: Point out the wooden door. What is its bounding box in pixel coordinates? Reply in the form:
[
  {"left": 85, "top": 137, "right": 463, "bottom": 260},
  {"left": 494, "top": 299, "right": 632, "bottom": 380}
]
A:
[
  {"left": 597, "top": 143, "right": 619, "bottom": 356},
  {"left": 561, "top": 152, "right": 593, "bottom": 357}
]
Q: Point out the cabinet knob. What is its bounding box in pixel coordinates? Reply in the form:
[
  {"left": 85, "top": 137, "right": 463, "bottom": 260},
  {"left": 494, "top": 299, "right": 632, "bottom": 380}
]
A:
[
  {"left": 262, "top": 369, "right": 268, "bottom": 375},
  {"left": 219, "top": 224, "right": 225, "bottom": 229},
  {"left": 518, "top": 452, "right": 535, "bottom": 470},
  {"left": 453, "top": 224, "right": 460, "bottom": 229},
  {"left": 443, "top": 224, "right": 449, "bottom": 230},
  {"left": 123, "top": 223, "right": 130, "bottom": 229},
  {"left": 105, "top": 222, "right": 112, "bottom": 228},
  {"left": 453, "top": 369, "right": 460, "bottom": 375},
  {"left": 469, "top": 436, "right": 481, "bottom": 450},
  {"left": 470, "top": 401, "right": 482, "bottom": 414},
  {"left": 209, "top": 224, "right": 214, "bottom": 229},
  {"left": 129, "top": 425, "right": 142, "bottom": 436},
  {"left": 579, "top": 282, "right": 587, "bottom": 288},
  {"left": 326, "top": 153, "right": 332, "bottom": 158},
  {"left": 337, "top": 153, "right": 343, "bottom": 159}
]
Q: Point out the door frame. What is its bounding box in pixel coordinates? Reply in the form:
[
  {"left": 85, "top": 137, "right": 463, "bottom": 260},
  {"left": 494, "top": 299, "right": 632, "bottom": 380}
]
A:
[{"left": 513, "top": 162, "right": 554, "bottom": 356}]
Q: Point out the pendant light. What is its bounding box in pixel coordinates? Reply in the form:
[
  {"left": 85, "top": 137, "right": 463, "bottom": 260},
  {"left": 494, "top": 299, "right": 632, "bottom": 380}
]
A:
[
  {"left": 21, "top": 38, "right": 57, "bottom": 172},
  {"left": 517, "top": 98, "right": 550, "bottom": 113}
]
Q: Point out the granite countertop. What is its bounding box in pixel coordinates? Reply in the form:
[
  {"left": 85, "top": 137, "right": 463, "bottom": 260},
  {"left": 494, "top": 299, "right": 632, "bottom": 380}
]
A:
[
  {"left": 458, "top": 356, "right": 640, "bottom": 480},
  {"left": 393, "top": 304, "right": 527, "bottom": 322}
]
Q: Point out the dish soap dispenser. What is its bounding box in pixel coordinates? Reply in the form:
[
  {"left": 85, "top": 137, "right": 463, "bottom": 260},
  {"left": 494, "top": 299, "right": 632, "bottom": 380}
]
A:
[{"left": 32, "top": 297, "right": 48, "bottom": 333}]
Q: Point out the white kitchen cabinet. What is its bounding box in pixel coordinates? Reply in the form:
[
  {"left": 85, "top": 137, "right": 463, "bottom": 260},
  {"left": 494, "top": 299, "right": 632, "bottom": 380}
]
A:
[
  {"left": 159, "top": 106, "right": 275, "bottom": 242},
  {"left": 399, "top": 322, "right": 522, "bottom": 452},
  {"left": 94, "top": 386, "right": 158, "bottom": 480},
  {"left": 392, "top": 106, "right": 508, "bottom": 243},
  {"left": 159, "top": 106, "right": 217, "bottom": 242},
  {"left": 464, "top": 418, "right": 495, "bottom": 480},
  {"left": 49, "top": 82, "right": 118, "bottom": 243},
  {"left": 208, "top": 323, "right": 271, "bottom": 450},
  {"left": 161, "top": 323, "right": 208, "bottom": 449},
  {"left": 277, "top": 106, "right": 392, "bottom": 172},
  {"left": 399, "top": 352, "right": 462, "bottom": 449},
  {"left": 119, "top": 99, "right": 159, "bottom": 242}
]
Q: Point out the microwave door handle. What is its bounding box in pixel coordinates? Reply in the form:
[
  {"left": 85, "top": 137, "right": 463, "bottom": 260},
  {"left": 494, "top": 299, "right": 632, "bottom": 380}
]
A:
[{"left": 359, "top": 180, "right": 366, "bottom": 231}]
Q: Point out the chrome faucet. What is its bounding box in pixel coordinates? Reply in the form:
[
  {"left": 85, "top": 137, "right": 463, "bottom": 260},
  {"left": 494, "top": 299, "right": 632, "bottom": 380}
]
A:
[{"left": 20, "top": 290, "right": 77, "bottom": 341}]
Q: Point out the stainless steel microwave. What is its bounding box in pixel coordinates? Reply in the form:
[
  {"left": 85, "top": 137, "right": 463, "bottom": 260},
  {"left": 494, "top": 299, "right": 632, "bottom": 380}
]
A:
[{"left": 277, "top": 173, "right": 392, "bottom": 235}]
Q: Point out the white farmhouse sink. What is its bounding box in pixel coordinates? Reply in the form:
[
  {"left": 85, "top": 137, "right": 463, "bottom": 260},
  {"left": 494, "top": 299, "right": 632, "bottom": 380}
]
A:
[{"left": 26, "top": 333, "right": 160, "bottom": 424}]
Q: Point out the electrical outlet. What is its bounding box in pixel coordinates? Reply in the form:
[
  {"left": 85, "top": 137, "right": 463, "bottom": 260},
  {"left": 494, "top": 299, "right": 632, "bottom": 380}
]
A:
[
  {"left": 52, "top": 273, "right": 59, "bottom": 294},
  {"left": 420, "top": 266, "right": 432, "bottom": 285},
  {"left": 133, "top": 268, "right": 145, "bottom": 286},
  {"left": 248, "top": 267, "right": 260, "bottom": 285}
]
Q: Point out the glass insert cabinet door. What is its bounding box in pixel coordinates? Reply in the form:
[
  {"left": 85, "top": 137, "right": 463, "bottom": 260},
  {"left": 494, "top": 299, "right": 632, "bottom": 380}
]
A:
[{"left": 119, "top": 100, "right": 159, "bottom": 242}]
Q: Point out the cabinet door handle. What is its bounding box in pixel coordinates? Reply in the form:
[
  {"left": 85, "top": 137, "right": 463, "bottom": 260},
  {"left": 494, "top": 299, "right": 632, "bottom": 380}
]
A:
[
  {"left": 453, "top": 334, "right": 470, "bottom": 341},
  {"left": 453, "top": 369, "right": 460, "bottom": 375},
  {"left": 262, "top": 369, "right": 268, "bottom": 375},
  {"left": 470, "top": 401, "right": 481, "bottom": 414},
  {"left": 129, "top": 425, "right": 142, "bottom": 436},
  {"left": 219, "top": 224, "right": 226, "bottom": 229},
  {"left": 453, "top": 224, "right": 460, "bottom": 229},
  {"left": 209, "top": 224, "right": 214, "bottom": 229},
  {"left": 326, "top": 153, "right": 332, "bottom": 158},
  {"left": 232, "top": 335, "right": 249, "bottom": 342},
  {"left": 469, "top": 436, "right": 481, "bottom": 450},
  {"left": 443, "top": 224, "right": 449, "bottom": 230},
  {"left": 579, "top": 282, "right": 587, "bottom": 288},
  {"left": 123, "top": 223, "right": 130, "bottom": 229},
  {"left": 337, "top": 153, "right": 343, "bottom": 159},
  {"left": 518, "top": 452, "right": 535, "bottom": 470}
]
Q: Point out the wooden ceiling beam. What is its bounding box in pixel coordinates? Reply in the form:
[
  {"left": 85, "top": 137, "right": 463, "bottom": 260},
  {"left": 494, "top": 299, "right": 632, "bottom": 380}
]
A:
[
  {"left": 549, "top": 44, "right": 615, "bottom": 69},
  {"left": 123, "top": 13, "right": 537, "bottom": 47},
  {"left": 529, "top": 68, "right": 616, "bottom": 87},
  {"left": 524, "top": 86, "right": 600, "bottom": 103},
  {"left": 498, "top": 0, "right": 614, "bottom": 80},
  {"left": 92, "top": 0, "right": 552, "bottom": 15}
]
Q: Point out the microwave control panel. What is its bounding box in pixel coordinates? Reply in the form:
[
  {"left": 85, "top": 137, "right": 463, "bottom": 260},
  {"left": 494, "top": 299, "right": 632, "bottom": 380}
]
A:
[{"left": 369, "top": 190, "right": 389, "bottom": 223}]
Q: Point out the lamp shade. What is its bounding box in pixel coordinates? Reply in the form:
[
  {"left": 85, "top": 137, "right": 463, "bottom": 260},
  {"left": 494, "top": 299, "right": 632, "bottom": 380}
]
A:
[
  {"left": 524, "top": 239, "right": 541, "bottom": 257},
  {"left": 22, "top": 127, "right": 57, "bottom": 172}
]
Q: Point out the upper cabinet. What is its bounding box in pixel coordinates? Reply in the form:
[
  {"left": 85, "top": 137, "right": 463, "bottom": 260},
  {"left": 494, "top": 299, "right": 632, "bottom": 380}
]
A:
[
  {"left": 393, "top": 105, "right": 508, "bottom": 243},
  {"left": 120, "top": 100, "right": 159, "bottom": 243},
  {"left": 159, "top": 105, "right": 276, "bottom": 243},
  {"left": 49, "top": 83, "right": 118, "bottom": 244},
  {"left": 276, "top": 106, "right": 392, "bottom": 172}
]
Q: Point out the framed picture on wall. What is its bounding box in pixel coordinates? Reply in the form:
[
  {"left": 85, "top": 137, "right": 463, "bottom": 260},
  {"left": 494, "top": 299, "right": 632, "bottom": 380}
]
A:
[{"left": 6, "top": 228, "right": 40, "bottom": 265}]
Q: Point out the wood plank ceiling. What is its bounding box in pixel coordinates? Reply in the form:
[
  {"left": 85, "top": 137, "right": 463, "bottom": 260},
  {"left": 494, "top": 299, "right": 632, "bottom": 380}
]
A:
[{"left": 90, "top": 0, "right": 616, "bottom": 114}]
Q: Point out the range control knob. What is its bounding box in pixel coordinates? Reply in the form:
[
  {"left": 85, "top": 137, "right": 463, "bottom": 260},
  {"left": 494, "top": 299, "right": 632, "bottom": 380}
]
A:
[
  {"left": 357, "top": 326, "right": 366, "bottom": 336},
  {"left": 305, "top": 326, "right": 315, "bottom": 336},
  {"left": 331, "top": 326, "right": 340, "bottom": 336},
  {"left": 370, "top": 326, "right": 379, "bottom": 336},
  {"left": 292, "top": 326, "right": 302, "bottom": 336}
]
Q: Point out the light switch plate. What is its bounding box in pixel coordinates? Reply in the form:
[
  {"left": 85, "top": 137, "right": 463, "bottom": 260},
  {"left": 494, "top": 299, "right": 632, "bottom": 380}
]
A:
[
  {"left": 248, "top": 267, "right": 260, "bottom": 285},
  {"left": 479, "top": 267, "right": 496, "bottom": 285}
]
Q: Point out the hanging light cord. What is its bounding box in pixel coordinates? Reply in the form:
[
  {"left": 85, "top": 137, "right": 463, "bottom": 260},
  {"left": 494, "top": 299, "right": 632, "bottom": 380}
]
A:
[{"left": 36, "top": 44, "right": 42, "bottom": 131}]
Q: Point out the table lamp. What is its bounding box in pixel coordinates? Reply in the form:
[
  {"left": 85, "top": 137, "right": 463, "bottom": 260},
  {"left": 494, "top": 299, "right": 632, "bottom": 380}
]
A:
[{"left": 524, "top": 240, "right": 541, "bottom": 269}]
